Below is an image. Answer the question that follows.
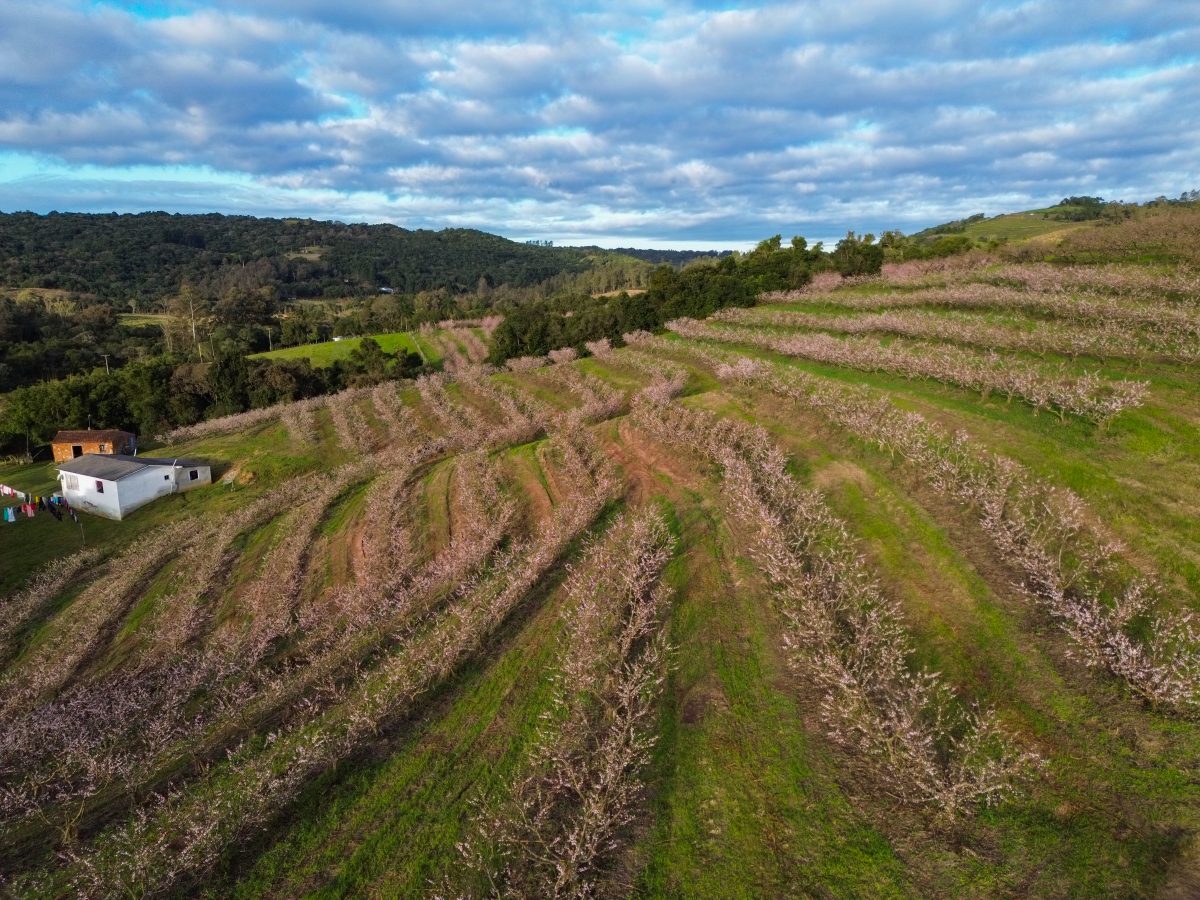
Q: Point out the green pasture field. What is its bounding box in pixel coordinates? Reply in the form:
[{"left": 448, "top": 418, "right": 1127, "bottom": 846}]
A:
[
  {"left": 957, "top": 209, "right": 1090, "bottom": 243},
  {"left": 249, "top": 331, "right": 425, "bottom": 367}
]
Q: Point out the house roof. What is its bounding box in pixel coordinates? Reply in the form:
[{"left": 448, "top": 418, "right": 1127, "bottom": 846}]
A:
[
  {"left": 51, "top": 429, "right": 134, "bottom": 444},
  {"left": 56, "top": 454, "right": 203, "bottom": 481}
]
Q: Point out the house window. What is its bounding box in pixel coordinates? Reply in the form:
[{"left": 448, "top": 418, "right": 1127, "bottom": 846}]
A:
[
  {"left": 64, "top": 474, "right": 79, "bottom": 490},
  {"left": 95, "top": 480, "right": 105, "bottom": 493},
  {"left": 71, "top": 445, "right": 83, "bottom": 458},
  {"left": 99, "top": 443, "right": 107, "bottom": 452},
  {"left": 189, "top": 469, "right": 199, "bottom": 481}
]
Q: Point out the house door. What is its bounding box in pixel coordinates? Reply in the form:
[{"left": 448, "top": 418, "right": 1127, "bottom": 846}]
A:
[{"left": 72, "top": 445, "right": 84, "bottom": 458}]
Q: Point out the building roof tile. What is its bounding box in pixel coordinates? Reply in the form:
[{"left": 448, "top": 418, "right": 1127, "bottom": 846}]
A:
[{"left": 51, "top": 429, "right": 134, "bottom": 444}]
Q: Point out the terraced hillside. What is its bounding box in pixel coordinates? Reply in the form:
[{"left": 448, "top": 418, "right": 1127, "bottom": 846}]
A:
[{"left": 1, "top": 256, "right": 1199, "bottom": 897}]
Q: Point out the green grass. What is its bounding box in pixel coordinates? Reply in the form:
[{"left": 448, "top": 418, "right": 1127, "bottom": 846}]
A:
[
  {"left": 249, "top": 331, "right": 423, "bottom": 367},
  {"left": 661, "top": 329, "right": 1200, "bottom": 602},
  {"left": 0, "top": 458, "right": 60, "bottom": 496},
  {"left": 635, "top": 484, "right": 912, "bottom": 897},
  {"left": 678, "top": 389, "right": 1200, "bottom": 895},
  {"left": 917, "top": 206, "right": 1096, "bottom": 244},
  {"left": 409, "top": 331, "right": 443, "bottom": 364},
  {"left": 117, "top": 312, "right": 172, "bottom": 328},
  {"left": 958, "top": 210, "right": 1090, "bottom": 243},
  {"left": 284, "top": 245, "right": 329, "bottom": 261},
  {"left": 220, "top": 564, "right": 568, "bottom": 897}
]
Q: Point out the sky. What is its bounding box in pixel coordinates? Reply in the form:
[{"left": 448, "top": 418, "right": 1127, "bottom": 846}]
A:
[{"left": 0, "top": 1, "right": 1197, "bottom": 249}]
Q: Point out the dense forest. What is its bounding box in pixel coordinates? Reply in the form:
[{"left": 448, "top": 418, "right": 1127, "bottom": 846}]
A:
[
  {"left": 0, "top": 212, "right": 656, "bottom": 393},
  {"left": 0, "top": 228, "right": 857, "bottom": 452},
  {"left": 0, "top": 339, "right": 423, "bottom": 454},
  {"left": 0, "top": 294, "right": 163, "bottom": 390},
  {"left": 0, "top": 212, "right": 598, "bottom": 304}
]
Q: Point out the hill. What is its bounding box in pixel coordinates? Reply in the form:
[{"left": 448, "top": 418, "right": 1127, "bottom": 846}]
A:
[
  {"left": 912, "top": 198, "right": 1115, "bottom": 242},
  {"left": 946, "top": 208, "right": 1091, "bottom": 242},
  {"left": 896, "top": 196, "right": 1200, "bottom": 263},
  {"left": 571, "top": 246, "right": 736, "bottom": 266},
  {"left": 2, "top": 250, "right": 1198, "bottom": 896},
  {"left": 0, "top": 211, "right": 600, "bottom": 304}
]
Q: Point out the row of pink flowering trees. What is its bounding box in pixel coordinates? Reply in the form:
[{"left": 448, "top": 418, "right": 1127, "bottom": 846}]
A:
[
  {"left": 715, "top": 305, "right": 1197, "bottom": 364},
  {"left": 631, "top": 395, "right": 1040, "bottom": 818},
  {"left": 666, "top": 317, "right": 1149, "bottom": 424},
  {"left": 462, "top": 509, "right": 674, "bottom": 897},
  {"left": 715, "top": 357, "right": 1200, "bottom": 715},
  {"left": 761, "top": 280, "right": 1200, "bottom": 352}
]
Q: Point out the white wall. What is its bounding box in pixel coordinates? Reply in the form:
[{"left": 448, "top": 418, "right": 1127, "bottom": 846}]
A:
[
  {"left": 58, "top": 464, "right": 212, "bottom": 521},
  {"left": 116, "top": 467, "right": 181, "bottom": 518},
  {"left": 59, "top": 472, "right": 124, "bottom": 520},
  {"left": 170, "top": 465, "right": 213, "bottom": 492}
]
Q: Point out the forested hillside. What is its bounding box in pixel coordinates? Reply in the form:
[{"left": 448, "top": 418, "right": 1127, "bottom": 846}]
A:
[{"left": 0, "top": 212, "right": 595, "bottom": 303}]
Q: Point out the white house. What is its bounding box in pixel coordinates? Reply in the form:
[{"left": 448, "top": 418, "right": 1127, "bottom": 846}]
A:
[{"left": 56, "top": 454, "right": 212, "bottom": 521}]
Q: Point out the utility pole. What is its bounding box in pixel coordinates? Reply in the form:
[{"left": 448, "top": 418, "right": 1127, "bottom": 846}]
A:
[
  {"left": 101, "top": 354, "right": 111, "bottom": 375},
  {"left": 265, "top": 325, "right": 274, "bottom": 352}
]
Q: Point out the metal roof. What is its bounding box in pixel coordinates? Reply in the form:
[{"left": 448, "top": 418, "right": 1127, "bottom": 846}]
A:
[{"left": 56, "top": 454, "right": 202, "bottom": 481}]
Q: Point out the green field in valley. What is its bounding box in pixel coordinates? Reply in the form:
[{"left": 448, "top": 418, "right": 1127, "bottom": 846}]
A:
[{"left": 249, "top": 331, "right": 428, "bottom": 366}]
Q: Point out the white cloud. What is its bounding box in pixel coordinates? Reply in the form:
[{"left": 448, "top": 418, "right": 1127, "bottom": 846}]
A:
[{"left": 0, "top": 0, "right": 1196, "bottom": 244}]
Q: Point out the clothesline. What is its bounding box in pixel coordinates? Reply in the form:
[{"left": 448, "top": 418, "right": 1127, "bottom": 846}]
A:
[
  {"left": 2, "top": 491, "right": 78, "bottom": 524},
  {"left": 0, "top": 483, "right": 28, "bottom": 502}
]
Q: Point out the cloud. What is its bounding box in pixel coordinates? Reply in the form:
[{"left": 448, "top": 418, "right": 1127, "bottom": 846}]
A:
[{"left": 0, "top": 0, "right": 1196, "bottom": 244}]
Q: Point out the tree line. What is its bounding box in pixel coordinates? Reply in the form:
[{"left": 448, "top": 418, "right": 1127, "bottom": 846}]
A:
[
  {"left": 0, "top": 293, "right": 162, "bottom": 392},
  {"left": 0, "top": 339, "right": 422, "bottom": 456},
  {"left": 487, "top": 233, "right": 884, "bottom": 362}
]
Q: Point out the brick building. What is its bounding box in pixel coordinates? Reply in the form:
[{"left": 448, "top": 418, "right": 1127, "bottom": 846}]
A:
[{"left": 50, "top": 429, "right": 137, "bottom": 463}]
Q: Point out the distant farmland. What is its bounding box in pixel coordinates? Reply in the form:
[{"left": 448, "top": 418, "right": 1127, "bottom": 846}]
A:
[
  {"left": 250, "top": 331, "right": 430, "bottom": 366},
  {"left": 957, "top": 209, "right": 1091, "bottom": 242}
]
